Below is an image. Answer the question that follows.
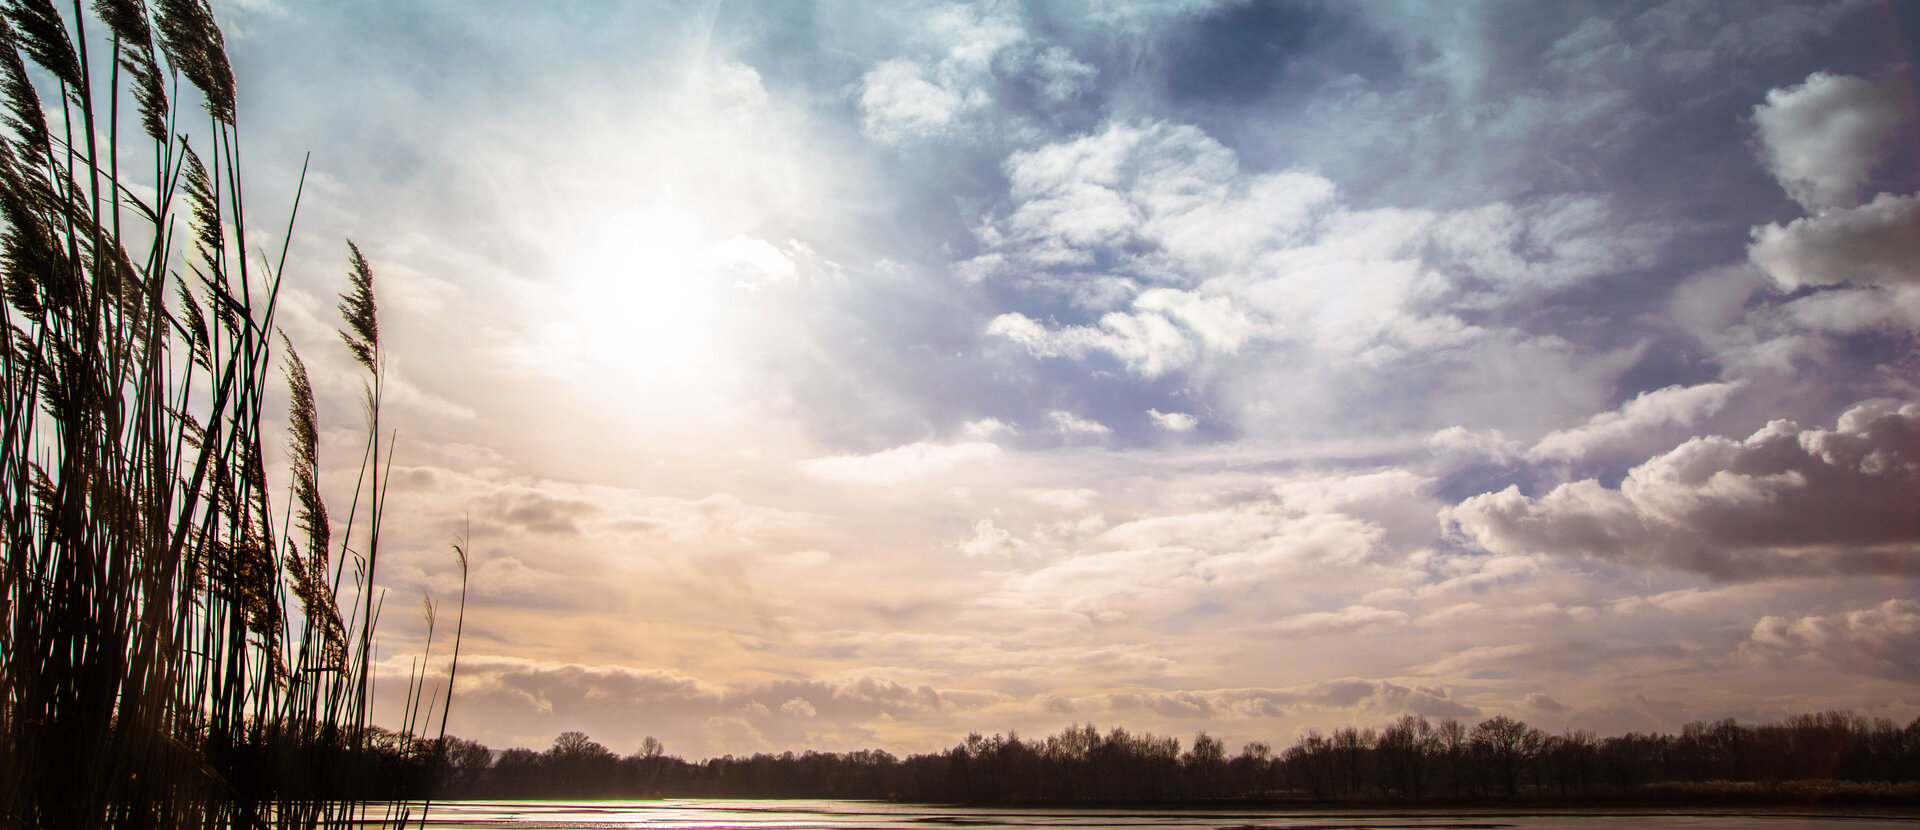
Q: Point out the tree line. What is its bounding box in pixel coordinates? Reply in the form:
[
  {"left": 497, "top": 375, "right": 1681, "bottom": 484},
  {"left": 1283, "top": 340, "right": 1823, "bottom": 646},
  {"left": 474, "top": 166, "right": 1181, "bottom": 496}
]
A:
[{"left": 374, "top": 709, "right": 1920, "bottom": 804}]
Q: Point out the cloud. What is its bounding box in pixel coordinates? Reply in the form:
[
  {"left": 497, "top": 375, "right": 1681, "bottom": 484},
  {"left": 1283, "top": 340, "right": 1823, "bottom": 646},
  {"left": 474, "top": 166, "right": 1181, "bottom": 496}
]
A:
[
  {"left": 706, "top": 236, "right": 797, "bottom": 286},
  {"left": 1268, "top": 605, "right": 1409, "bottom": 637},
  {"left": 988, "top": 288, "right": 1254, "bottom": 378},
  {"left": 1232, "top": 679, "right": 1478, "bottom": 720},
  {"left": 986, "top": 496, "right": 1393, "bottom": 623},
  {"left": 1752, "top": 72, "right": 1911, "bottom": 211},
  {"left": 1749, "top": 599, "right": 1920, "bottom": 682},
  {"left": 1047, "top": 409, "right": 1111, "bottom": 436},
  {"left": 1749, "top": 192, "right": 1920, "bottom": 289},
  {"left": 971, "top": 117, "right": 1669, "bottom": 437},
  {"left": 1047, "top": 678, "right": 1476, "bottom": 721},
  {"left": 799, "top": 442, "right": 1003, "bottom": 487},
  {"left": 1527, "top": 382, "right": 1743, "bottom": 463},
  {"left": 1449, "top": 399, "right": 1920, "bottom": 580},
  {"left": 971, "top": 121, "right": 1334, "bottom": 293},
  {"left": 1017, "top": 488, "right": 1099, "bottom": 511},
  {"left": 860, "top": 58, "right": 984, "bottom": 144},
  {"left": 431, "top": 656, "right": 949, "bottom": 754},
  {"left": 1148, "top": 409, "right": 1197, "bottom": 432},
  {"left": 962, "top": 418, "right": 1013, "bottom": 438},
  {"left": 853, "top": 3, "right": 1096, "bottom": 145},
  {"left": 955, "top": 518, "right": 1034, "bottom": 560},
  {"left": 475, "top": 489, "right": 602, "bottom": 535},
  {"left": 463, "top": 555, "right": 569, "bottom": 602},
  {"left": 1522, "top": 692, "right": 1570, "bottom": 713},
  {"left": 1779, "top": 284, "right": 1920, "bottom": 333}
]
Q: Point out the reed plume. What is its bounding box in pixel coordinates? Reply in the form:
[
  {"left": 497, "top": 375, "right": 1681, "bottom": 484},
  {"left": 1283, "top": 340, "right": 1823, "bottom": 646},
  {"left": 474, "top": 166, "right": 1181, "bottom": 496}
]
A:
[{"left": 0, "top": 1, "right": 459, "bottom": 826}]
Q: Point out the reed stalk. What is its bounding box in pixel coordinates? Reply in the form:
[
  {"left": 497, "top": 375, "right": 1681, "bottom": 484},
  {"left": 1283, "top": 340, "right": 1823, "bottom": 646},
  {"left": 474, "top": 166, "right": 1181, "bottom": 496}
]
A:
[{"left": 0, "top": 1, "right": 460, "bottom": 826}]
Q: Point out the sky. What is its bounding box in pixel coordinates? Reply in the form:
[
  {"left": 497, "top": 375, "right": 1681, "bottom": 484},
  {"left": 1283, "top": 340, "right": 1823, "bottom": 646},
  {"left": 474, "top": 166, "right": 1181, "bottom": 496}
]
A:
[{"left": 206, "top": 0, "right": 1920, "bottom": 758}]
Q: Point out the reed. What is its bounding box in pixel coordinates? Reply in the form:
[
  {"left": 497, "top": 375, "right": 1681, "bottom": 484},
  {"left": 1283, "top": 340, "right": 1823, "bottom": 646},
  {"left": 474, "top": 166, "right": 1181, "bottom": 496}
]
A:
[{"left": 0, "top": 1, "right": 458, "bottom": 826}]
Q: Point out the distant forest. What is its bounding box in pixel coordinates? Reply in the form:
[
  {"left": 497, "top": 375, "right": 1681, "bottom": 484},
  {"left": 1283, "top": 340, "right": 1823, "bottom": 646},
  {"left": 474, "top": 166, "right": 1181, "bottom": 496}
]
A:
[{"left": 359, "top": 710, "right": 1920, "bottom": 804}]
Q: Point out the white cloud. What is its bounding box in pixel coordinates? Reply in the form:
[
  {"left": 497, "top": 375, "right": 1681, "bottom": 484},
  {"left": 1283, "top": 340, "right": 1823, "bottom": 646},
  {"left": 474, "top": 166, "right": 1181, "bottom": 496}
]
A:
[
  {"left": 1017, "top": 488, "right": 1099, "bottom": 511},
  {"left": 986, "top": 499, "right": 1392, "bottom": 624},
  {"left": 853, "top": 4, "right": 1030, "bottom": 145},
  {"left": 1527, "top": 382, "right": 1743, "bottom": 463},
  {"left": 1781, "top": 285, "right": 1920, "bottom": 332},
  {"left": 1749, "top": 192, "right": 1920, "bottom": 289},
  {"left": 1047, "top": 409, "right": 1111, "bottom": 436},
  {"left": 988, "top": 289, "right": 1253, "bottom": 378},
  {"left": 859, "top": 59, "right": 978, "bottom": 144},
  {"left": 1427, "top": 425, "right": 1519, "bottom": 468},
  {"left": 1449, "top": 399, "right": 1920, "bottom": 580},
  {"left": 799, "top": 442, "right": 1003, "bottom": 487},
  {"left": 706, "top": 236, "right": 796, "bottom": 286},
  {"left": 962, "top": 418, "right": 1012, "bottom": 439},
  {"left": 985, "top": 121, "right": 1331, "bottom": 281},
  {"left": 955, "top": 518, "right": 1034, "bottom": 560},
  {"left": 1031, "top": 45, "right": 1096, "bottom": 102},
  {"left": 1752, "top": 72, "right": 1911, "bottom": 211},
  {"left": 974, "top": 117, "right": 1668, "bottom": 430},
  {"left": 1426, "top": 195, "right": 1662, "bottom": 302},
  {"left": 1148, "top": 409, "right": 1197, "bottom": 432}
]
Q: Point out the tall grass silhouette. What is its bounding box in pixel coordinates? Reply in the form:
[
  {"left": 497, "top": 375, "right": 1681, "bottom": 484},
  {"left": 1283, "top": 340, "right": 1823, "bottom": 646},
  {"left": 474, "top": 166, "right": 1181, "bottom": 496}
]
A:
[{"left": 0, "top": 1, "right": 460, "bottom": 826}]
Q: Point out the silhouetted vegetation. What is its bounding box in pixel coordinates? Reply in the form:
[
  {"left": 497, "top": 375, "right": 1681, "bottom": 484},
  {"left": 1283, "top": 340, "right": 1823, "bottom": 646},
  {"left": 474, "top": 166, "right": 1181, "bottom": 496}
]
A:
[
  {"left": 0, "top": 1, "right": 459, "bottom": 826},
  {"left": 409, "top": 710, "right": 1920, "bottom": 805}
]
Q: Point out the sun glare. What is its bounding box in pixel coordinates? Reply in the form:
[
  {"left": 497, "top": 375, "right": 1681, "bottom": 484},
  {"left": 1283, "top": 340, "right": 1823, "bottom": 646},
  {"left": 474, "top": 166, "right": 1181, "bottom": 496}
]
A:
[{"left": 561, "top": 209, "right": 735, "bottom": 389}]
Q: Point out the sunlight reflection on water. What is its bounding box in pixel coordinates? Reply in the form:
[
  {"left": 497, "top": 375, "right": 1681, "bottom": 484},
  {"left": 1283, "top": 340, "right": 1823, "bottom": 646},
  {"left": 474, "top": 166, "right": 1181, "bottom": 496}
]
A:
[{"left": 403, "top": 799, "right": 1919, "bottom": 830}]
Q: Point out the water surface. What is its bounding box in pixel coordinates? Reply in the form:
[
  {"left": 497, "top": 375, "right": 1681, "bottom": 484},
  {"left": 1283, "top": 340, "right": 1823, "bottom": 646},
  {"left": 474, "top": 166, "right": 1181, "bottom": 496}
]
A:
[{"left": 404, "top": 799, "right": 1919, "bottom": 830}]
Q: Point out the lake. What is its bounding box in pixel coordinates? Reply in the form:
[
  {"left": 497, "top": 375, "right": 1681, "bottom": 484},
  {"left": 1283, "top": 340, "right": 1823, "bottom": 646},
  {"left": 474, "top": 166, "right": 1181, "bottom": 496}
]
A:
[{"left": 394, "top": 800, "right": 1919, "bottom": 829}]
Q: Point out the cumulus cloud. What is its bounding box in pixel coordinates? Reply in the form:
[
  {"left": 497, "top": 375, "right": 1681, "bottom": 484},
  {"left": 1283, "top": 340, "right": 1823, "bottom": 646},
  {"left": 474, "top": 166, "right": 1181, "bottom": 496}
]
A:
[
  {"left": 855, "top": 4, "right": 1021, "bottom": 145},
  {"left": 1449, "top": 399, "right": 1920, "bottom": 580},
  {"left": 988, "top": 289, "right": 1255, "bottom": 378},
  {"left": 1749, "top": 599, "right": 1920, "bottom": 682},
  {"left": 861, "top": 58, "right": 985, "bottom": 144},
  {"left": 971, "top": 116, "right": 1668, "bottom": 419},
  {"left": 1527, "top": 382, "right": 1743, "bottom": 463},
  {"left": 1428, "top": 425, "right": 1521, "bottom": 468},
  {"left": 1148, "top": 409, "right": 1197, "bottom": 432},
  {"left": 955, "top": 518, "right": 1035, "bottom": 560},
  {"left": 799, "top": 442, "right": 1002, "bottom": 487},
  {"left": 973, "top": 121, "right": 1329, "bottom": 283},
  {"left": 853, "top": 3, "right": 1097, "bottom": 145},
  {"left": 1749, "top": 192, "right": 1920, "bottom": 289},
  {"left": 1752, "top": 72, "right": 1911, "bottom": 211},
  {"left": 1426, "top": 195, "right": 1663, "bottom": 303}
]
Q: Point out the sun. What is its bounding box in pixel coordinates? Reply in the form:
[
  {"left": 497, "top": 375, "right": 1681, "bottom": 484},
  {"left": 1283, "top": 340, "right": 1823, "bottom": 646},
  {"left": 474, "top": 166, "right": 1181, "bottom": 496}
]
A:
[{"left": 559, "top": 208, "right": 735, "bottom": 390}]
